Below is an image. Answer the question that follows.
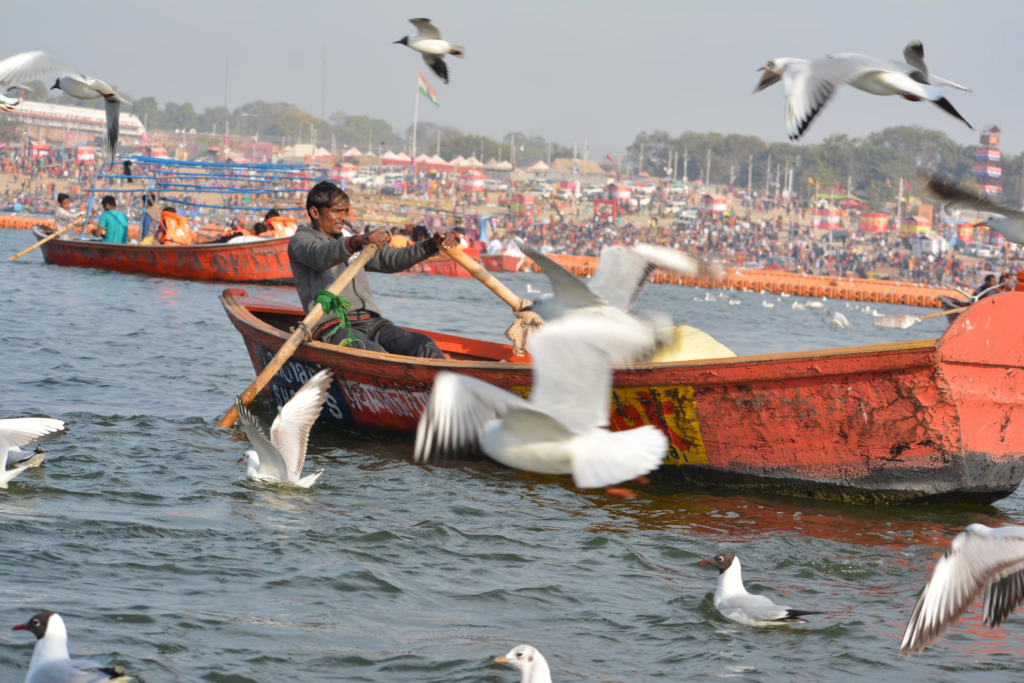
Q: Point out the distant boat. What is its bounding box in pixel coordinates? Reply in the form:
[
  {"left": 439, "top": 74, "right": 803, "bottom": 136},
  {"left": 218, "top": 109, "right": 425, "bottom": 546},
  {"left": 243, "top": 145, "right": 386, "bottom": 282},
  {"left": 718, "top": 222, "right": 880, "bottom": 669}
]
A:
[
  {"left": 220, "top": 288, "right": 1024, "bottom": 504},
  {"left": 32, "top": 227, "right": 293, "bottom": 284}
]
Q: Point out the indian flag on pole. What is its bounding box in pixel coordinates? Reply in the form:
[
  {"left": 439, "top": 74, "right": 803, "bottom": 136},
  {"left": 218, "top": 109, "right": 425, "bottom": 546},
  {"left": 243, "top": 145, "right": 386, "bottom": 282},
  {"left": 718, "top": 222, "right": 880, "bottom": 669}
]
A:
[{"left": 418, "top": 72, "right": 439, "bottom": 107}]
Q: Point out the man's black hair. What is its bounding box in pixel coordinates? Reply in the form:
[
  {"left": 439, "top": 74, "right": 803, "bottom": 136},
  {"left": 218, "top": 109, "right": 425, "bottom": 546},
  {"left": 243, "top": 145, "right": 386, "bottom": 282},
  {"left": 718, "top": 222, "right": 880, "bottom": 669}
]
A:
[
  {"left": 306, "top": 181, "right": 348, "bottom": 218},
  {"left": 252, "top": 221, "right": 269, "bottom": 235},
  {"left": 264, "top": 208, "right": 281, "bottom": 221},
  {"left": 145, "top": 193, "right": 155, "bottom": 206},
  {"left": 411, "top": 225, "right": 429, "bottom": 242},
  {"left": 101, "top": 195, "right": 116, "bottom": 209},
  {"left": 56, "top": 193, "right": 69, "bottom": 204},
  {"left": 162, "top": 206, "right": 177, "bottom": 214}
]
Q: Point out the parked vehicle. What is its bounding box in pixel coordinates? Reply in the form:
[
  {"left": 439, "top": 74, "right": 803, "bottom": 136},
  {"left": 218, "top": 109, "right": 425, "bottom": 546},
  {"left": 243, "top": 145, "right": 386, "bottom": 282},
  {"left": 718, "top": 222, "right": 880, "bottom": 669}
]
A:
[{"left": 483, "top": 178, "right": 508, "bottom": 192}]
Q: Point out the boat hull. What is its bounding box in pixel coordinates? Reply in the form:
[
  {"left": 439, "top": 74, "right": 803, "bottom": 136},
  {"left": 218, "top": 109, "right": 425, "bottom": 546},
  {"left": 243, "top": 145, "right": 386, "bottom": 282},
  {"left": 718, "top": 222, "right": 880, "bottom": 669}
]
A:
[
  {"left": 33, "top": 227, "right": 293, "bottom": 284},
  {"left": 221, "top": 289, "right": 1024, "bottom": 504}
]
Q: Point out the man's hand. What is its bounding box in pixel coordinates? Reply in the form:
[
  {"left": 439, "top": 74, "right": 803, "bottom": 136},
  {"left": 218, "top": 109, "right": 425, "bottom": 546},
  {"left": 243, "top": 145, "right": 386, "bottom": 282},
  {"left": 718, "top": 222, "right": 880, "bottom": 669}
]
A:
[
  {"left": 430, "top": 232, "right": 460, "bottom": 251},
  {"left": 351, "top": 229, "right": 389, "bottom": 251}
]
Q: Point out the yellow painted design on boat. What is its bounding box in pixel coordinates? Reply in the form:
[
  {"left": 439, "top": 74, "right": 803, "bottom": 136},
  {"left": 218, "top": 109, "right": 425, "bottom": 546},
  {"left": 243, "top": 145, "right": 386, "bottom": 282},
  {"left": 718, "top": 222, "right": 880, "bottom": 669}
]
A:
[{"left": 510, "top": 384, "right": 707, "bottom": 466}]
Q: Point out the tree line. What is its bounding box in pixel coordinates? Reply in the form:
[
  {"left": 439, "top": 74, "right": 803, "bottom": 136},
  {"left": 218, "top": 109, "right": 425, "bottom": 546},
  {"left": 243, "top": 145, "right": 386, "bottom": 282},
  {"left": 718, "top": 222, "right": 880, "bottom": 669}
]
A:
[{"left": 627, "top": 127, "right": 1022, "bottom": 210}]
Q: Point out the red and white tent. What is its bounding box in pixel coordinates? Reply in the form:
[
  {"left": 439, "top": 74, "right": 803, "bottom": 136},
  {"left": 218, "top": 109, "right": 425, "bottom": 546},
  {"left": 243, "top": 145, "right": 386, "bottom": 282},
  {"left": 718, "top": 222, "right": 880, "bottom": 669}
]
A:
[{"left": 342, "top": 147, "right": 363, "bottom": 157}]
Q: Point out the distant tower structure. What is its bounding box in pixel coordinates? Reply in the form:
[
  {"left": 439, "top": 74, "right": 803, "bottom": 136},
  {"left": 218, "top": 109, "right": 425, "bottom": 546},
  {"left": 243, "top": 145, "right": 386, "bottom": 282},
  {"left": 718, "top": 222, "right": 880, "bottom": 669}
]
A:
[{"left": 972, "top": 125, "right": 1002, "bottom": 195}]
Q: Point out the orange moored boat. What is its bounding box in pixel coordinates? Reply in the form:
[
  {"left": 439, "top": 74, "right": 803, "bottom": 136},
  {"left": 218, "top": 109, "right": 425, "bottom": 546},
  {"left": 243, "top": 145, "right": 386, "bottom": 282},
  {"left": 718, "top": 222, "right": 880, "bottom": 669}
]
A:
[
  {"left": 33, "top": 227, "right": 293, "bottom": 284},
  {"left": 221, "top": 288, "right": 1024, "bottom": 504}
]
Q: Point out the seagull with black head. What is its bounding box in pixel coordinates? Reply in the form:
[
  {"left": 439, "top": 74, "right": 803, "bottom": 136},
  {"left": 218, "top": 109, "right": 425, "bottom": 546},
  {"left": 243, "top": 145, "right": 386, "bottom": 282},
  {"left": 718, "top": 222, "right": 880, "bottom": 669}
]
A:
[{"left": 394, "top": 19, "right": 464, "bottom": 84}]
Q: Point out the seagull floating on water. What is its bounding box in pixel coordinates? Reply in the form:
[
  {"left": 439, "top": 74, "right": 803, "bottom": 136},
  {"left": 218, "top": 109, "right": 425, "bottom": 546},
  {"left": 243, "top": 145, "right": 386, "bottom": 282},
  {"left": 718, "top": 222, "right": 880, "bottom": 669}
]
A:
[
  {"left": 394, "top": 19, "right": 464, "bottom": 84},
  {"left": 728, "top": 298, "right": 742, "bottom": 306},
  {"left": 526, "top": 283, "right": 543, "bottom": 294},
  {"left": 699, "top": 552, "right": 823, "bottom": 627},
  {"left": 494, "top": 644, "right": 552, "bottom": 683},
  {"left": 415, "top": 316, "right": 667, "bottom": 497},
  {"left": 235, "top": 368, "right": 333, "bottom": 488},
  {"left": 0, "top": 417, "right": 67, "bottom": 489},
  {"left": 13, "top": 611, "right": 133, "bottom": 683},
  {"left": 762, "top": 300, "right": 774, "bottom": 308},
  {"left": 900, "top": 524, "right": 1024, "bottom": 655},
  {"left": 0, "top": 51, "right": 129, "bottom": 160},
  {"left": 754, "top": 40, "right": 971, "bottom": 140},
  {"left": 923, "top": 174, "right": 1024, "bottom": 245}
]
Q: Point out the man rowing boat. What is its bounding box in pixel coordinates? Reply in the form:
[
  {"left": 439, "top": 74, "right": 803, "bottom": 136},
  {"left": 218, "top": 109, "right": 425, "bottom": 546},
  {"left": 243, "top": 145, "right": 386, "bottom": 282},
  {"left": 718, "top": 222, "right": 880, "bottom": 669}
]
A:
[{"left": 289, "top": 181, "right": 459, "bottom": 358}]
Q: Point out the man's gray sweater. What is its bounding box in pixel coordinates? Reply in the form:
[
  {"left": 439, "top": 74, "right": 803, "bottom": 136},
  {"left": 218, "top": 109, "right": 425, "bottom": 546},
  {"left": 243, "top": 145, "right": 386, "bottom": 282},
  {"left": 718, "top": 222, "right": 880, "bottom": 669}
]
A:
[{"left": 288, "top": 226, "right": 436, "bottom": 327}]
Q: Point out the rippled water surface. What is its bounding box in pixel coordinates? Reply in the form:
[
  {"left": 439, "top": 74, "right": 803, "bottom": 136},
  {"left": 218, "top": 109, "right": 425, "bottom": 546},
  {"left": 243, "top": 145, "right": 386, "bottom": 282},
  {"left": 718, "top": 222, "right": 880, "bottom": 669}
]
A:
[{"left": 2, "top": 228, "right": 1023, "bottom": 682}]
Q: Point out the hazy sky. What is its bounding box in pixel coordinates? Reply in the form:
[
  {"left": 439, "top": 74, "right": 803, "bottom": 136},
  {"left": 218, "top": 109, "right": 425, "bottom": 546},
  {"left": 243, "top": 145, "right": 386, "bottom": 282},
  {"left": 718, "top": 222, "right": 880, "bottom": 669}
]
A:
[{"left": 11, "top": 1, "right": 1024, "bottom": 157}]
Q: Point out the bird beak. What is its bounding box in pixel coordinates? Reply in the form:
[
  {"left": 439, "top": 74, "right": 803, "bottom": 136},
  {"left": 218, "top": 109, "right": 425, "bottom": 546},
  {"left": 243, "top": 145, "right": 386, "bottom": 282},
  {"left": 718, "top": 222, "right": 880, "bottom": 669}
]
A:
[
  {"left": 12, "top": 624, "right": 27, "bottom": 631},
  {"left": 697, "top": 560, "right": 710, "bottom": 565},
  {"left": 236, "top": 457, "right": 245, "bottom": 463},
  {"left": 493, "top": 656, "right": 511, "bottom": 663},
  {"left": 757, "top": 67, "right": 766, "bottom": 72}
]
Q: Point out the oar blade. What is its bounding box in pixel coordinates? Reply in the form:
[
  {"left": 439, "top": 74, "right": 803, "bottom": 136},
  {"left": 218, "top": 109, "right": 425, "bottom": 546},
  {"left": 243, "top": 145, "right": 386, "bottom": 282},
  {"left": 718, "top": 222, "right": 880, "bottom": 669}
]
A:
[{"left": 873, "top": 313, "right": 920, "bottom": 330}]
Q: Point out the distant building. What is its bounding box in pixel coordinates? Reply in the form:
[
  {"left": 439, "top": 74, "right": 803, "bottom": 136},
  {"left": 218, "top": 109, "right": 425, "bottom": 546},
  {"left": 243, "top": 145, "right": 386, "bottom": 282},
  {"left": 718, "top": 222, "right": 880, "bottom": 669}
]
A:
[
  {"left": 9, "top": 100, "right": 146, "bottom": 147},
  {"left": 972, "top": 125, "right": 1002, "bottom": 195}
]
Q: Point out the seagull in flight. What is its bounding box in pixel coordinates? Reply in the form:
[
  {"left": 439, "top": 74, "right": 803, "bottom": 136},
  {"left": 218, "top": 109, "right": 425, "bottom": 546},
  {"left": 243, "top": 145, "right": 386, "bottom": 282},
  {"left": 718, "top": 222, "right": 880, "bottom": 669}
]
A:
[
  {"left": 394, "top": 19, "right": 464, "bottom": 84},
  {"left": 13, "top": 611, "right": 133, "bottom": 682},
  {"left": 0, "top": 51, "right": 130, "bottom": 160},
  {"left": 493, "top": 644, "right": 553, "bottom": 683},
  {"left": 699, "top": 552, "right": 823, "bottom": 627},
  {"left": 900, "top": 524, "right": 1024, "bottom": 655},
  {"left": 523, "top": 243, "right": 707, "bottom": 321},
  {"left": 754, "top": 41, "right": 971, "bottom": 140},
  {"left": 414, "top": 316, "right": 668, "bottom": 497},
  {"left": 922, "top": 174, "right": 1024, "bottom": 245},
  {"left": 0, "top": 417, "right": 67, "bottom": 489},
  {"left": 235, "top": 368, "right": 333, "bottom": 488}
]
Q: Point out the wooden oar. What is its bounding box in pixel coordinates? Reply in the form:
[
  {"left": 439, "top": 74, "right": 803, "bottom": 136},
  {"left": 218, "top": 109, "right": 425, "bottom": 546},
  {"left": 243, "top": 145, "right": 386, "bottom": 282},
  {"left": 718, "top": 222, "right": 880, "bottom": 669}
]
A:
[
  {"left": 873, "top": 307, "right": 965, "bottom": 330},
  {"left": 216, "top": 243, "right": 379, "bottom": 428},
  {"left": 8, "top": 225, "right": 72, "bottom": 261},
  {"left": 440, "top": 246, "right": 525, "bottom": 312}
]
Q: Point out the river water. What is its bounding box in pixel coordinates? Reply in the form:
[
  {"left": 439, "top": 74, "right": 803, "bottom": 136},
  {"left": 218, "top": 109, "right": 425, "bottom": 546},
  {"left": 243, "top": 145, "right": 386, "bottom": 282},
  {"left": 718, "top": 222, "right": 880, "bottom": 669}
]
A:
[{"left": 1, "top": 228, "right": 1021, "bottom": 682}]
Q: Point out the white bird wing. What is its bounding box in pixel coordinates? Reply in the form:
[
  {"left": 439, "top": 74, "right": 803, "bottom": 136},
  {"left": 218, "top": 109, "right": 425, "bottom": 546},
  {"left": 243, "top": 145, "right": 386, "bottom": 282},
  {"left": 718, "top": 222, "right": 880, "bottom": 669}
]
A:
[
  {"left": 923, "top": 175, "right": 1024, "bottom": 224},
  {"left": 929, "top": 74, "right": 971, "bottom": 92},
  {"left": 781, "top": 58, "right": 842, "bottom": 141},
  {"left": 0, "top": 51, "right": 74, "bottom": 89},
  {"left": 902, "top": 41, "right": 971, "bottom": 91},
  {"left": 103, "top": 99, "right": 120, "bottom": 161},
  {"left": 569, "top": 423, "right": 666, "bottom": 489},
  {"left": 269, "top": 368, "right": 333, "bottom": 479},
  {"left": 414, "top": 372, "right": 528, "bottom": 463},
  {"left": 903, "top": 40, "right": 928, "bottom": 74},
  {"left": 0, "top": 417, "right": 68, "bottom": 468},
  {"left": 27, "top": 659, "right": 131, "bottom": 683},
  {"left": 410, "top": 18, "right": 442, "bottom": 39},
  {"left": 721, "top": 593, "right": 791, "bottom": 622},
  {"left": 900, "top": 524, "right": 1024, "bottom": 655},
  {"left": 589, "top": 245, "right": 698, "bottom": 310},
  {"left": 523, "top": 246, "right": 605, "bottom": 313},
  {"left": 528, "top": 323, "right": 616, "bottom": 433},
  {"left": 235, "top": 397, "right": 291, "bottom": 482}
]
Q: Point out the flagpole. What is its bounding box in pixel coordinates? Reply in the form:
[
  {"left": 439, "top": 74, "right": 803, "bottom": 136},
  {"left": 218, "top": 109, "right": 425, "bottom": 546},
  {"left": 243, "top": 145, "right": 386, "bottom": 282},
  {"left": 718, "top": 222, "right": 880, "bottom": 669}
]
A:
[{"left": 412, "top": 70, "right": 420, "bottom": 165}]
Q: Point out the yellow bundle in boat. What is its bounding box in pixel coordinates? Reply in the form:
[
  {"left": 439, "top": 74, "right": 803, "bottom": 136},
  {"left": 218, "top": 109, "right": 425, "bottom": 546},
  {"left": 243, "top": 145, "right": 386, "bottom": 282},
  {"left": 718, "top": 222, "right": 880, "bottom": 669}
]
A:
[{"left": 651, "top": 325, "right": 736, "bottom": 363}]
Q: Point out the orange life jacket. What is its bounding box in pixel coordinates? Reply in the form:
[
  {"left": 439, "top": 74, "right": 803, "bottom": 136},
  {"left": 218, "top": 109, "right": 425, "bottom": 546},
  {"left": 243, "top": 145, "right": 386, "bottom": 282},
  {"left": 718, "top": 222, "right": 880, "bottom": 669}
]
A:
[
  {"left": 264, "top": 215, "right": 297, "bottom": 238},
  {"left": 160, "top": 212, "right": 193, "bottom": 245},
  {"left": 388, "top": 234, "right": 409, "bottom": 248}
]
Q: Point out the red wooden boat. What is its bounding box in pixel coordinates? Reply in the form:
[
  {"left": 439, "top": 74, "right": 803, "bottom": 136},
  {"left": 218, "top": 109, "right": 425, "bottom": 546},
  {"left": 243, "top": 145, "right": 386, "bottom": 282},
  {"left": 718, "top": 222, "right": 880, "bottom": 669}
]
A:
[
  {"left": 221, "top": 288, "right": 1024, "bottom": 504},
  {"left": 32, "top": 226, "right": 293, "bottom": 284},
  {"left": 481, "top": 253, "right": 525, "bottom": 272},
  {"left": 406, "top": 248, "right": 481, "bottom": 278}
]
